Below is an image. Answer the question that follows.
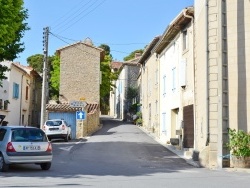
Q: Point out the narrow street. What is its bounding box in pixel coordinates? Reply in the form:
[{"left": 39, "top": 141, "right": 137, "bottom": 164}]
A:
[{"left": 0, "top": 116, "right": 250, "bottom": 188}]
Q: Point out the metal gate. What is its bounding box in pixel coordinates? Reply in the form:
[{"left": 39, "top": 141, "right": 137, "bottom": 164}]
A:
[
  {"left": 48, "top": 112, "right": 76, "bottom": 139},
  {"left": 183, "top": 105, "right": 194, "bottom": 148}
]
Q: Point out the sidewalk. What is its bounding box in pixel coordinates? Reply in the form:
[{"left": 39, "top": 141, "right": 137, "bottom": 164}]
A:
[{"left": 138, "top": 125, "right": 250, "bottom": 173}]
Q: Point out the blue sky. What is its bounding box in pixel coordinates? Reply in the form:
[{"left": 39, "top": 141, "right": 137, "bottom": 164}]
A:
[{"left": 15, "top": 0, "right": 194, "bottom": 65}]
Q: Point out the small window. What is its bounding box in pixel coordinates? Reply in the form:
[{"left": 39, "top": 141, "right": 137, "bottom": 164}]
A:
[
  {"left": 172, "top": 67, "right": 176, "bottom": 92},
  {"left": 25, "top": 86, "right": 29, "bottom": 100},
  {"left": 0, "top": 99, "right": 2, "bottom": 109},
  {"left": 0, "top": 129, "right": 7, "bottom": 141},
  {"left": 183, "top": 30, "right": 188, "bottom": 51},
  {"left": 4, "top": 100, "right": 9, "bottom": 110},
  {"left": 13, "top": 82, "right": 19, "bottom": 99}
]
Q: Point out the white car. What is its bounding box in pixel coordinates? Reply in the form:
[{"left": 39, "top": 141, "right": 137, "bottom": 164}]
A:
[{"left": 42, "top": 119, "right": 71, "bottom": 142}]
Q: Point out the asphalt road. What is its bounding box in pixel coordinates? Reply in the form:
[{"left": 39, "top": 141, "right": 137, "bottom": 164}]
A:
[{"left": 0, "top": 116, "right": 250, "bottom": 188}]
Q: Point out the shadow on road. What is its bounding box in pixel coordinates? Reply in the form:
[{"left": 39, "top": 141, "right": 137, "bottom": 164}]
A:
[{"left": 0, "top": 116, "right": 199, "bottom": 178}]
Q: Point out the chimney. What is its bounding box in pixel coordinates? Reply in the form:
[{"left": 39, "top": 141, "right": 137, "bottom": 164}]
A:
[{"left": 135, "top": 52, "right": 141, "bottom": 58}]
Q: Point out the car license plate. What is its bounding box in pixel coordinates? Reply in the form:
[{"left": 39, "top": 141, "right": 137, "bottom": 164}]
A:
[
  {"left": 49, "top": 128, "right": 59, "bottom": 131},
  {"left": 23, "top": 145, "right": 41, "bottom": 150}
]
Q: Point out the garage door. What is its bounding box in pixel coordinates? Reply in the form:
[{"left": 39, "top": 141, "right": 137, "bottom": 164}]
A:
[
  {"left": 183, "top": 105, "right": 194, "bottom": 148},
  {"left": 48, "top": 112, "right": 76, "bottom": 139}
]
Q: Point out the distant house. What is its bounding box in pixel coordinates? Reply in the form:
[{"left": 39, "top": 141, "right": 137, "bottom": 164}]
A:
[
  {"left": 109, "top": 61, "right": 123, "bottom": 117},
  {"left": 45, "top": 38, "right": 105, "bottom": 138},
  {"left": 110, "top": 55, "right": 141, "bottom": 120},
  {"left": 0, "top": 61, "right": 42, "bottom": 127}
]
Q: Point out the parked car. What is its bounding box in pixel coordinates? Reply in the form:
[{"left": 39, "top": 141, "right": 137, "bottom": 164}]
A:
[
  {"left": 0, "top": 126, "right": 53, "bottom": 172},
  {"left": 42, "top": 119, "right": 71, "bottom": 142}
]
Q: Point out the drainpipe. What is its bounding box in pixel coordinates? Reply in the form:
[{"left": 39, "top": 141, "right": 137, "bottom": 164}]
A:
[
  {"left": 19, "top": 74, "right": 24, "bottom": 125},
  {"left": 205, "top": 0, "right": 210, "bottom": 146},
  {"left": 183, "top": 8, "right": 196, "bottom": 149}
]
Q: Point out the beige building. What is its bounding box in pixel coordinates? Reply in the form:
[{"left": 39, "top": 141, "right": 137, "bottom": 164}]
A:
[
  {"left": 154, "top": 7, "right": 194, "bottom": 150},
  {"left": 138, "top": 36, "right": 161, "bottom": 135},
  {"left": 194, "top": 0, "right": 250, "bottom": 168},
  {"left": 0, "top": 61, "right": 42, "bottom": 127}
]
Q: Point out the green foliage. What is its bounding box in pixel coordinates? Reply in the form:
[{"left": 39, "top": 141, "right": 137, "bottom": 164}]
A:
[
  {"left": 0, "top": 64, "right": 9, "bottom": 87},
  {"left": 136, "top": 111, "right": 143, "bottom": 125},
  {"left": 49, "top": 54, "right": 60, "bottom": 99},
  {"left": 27, "top": 54, "right": 44, "bottom": 73},
  {"left": 0, "top": 0, "right": 29, "bottom": 61},
  {"left": 127, "top": 86, "right": 138, "bottom": 100},
  {"left": 227, "top": 128, "right": 250, "bottom": 157},
  {"left": 123, "top": 49, "right": 144, "bottom": 61},
  {"left": 0, "top": 0, "right": 29, "bottom": 86},
  {"left": 99, "top": 44, "right": 119, "bottom": 114}
]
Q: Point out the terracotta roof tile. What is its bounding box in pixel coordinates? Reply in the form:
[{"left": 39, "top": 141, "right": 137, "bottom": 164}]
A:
[{"left": 46, "top": 103, "right": 99, "bottom": 114}]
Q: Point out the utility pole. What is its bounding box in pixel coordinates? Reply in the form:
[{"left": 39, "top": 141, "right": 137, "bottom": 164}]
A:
[{"left": 40, "top": 27, "right": 49, "bottom": 128}]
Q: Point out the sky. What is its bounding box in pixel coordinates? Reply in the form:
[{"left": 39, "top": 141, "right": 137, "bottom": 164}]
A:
[{"left": 15, "top": 0, "right": 194, "bottom": 65}]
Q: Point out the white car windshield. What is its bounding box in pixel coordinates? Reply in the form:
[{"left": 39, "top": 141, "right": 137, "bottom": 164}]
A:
[{"left": 46, "top": 120, "right": 62, "bottom": 126}]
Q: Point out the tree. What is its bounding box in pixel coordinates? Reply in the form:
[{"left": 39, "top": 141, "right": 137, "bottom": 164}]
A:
[
  {"left": 26, "top": 54, "right": 44, "bottom": 74},
  {"left": 49, "top": 54, "right": 60, "bottom": 100},
  {"left": 123, "top": 49, "right": 144, "bottom": 61},
  {"left": 0, "top": 0, "right": 29, "bottom": 86},
  {"left": 99, "top": 44, "right": 119, "bottom": 114}
]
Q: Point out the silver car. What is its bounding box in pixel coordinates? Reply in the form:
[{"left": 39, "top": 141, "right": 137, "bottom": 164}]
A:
[{"left": 0, "top": 126, "right": 53, "bottom": 172}]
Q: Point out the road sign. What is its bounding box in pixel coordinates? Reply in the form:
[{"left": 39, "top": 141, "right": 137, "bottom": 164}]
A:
[
  {"left": 76, "top": 111, "right": 86, "bottom": 120},
  {"left": 70, "top": 100, "right": 87, "bottom": 108}
]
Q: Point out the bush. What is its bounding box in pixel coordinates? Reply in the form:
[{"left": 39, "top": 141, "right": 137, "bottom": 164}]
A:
[{"left": 227, "top": 128, "right": 250, "bottom": 157}]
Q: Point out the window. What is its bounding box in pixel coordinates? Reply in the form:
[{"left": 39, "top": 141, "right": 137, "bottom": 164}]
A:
[
  {"left": 25, "top": 86, "right": 29, "bottom": 100},
  {"left": 172, "top": 67, "right": 176, "bottom": 92},
  {"left": 0, "top": 99, "right": 2, "bottom": 109},
  {"left": 183, "top": 30, "right": 188, "bottom": 51},
  {"left": 0, "top": 129, "right": 7, "bottom": 141},
  {"left": 163, "top": 75, "right": 166, "bottom": 96},
  {"left": 155, "top": 69, "right": 158, "bottom": 85},
  {"left": 162, "top": 112, "right": 167, "bottom": 135},
  {"left": 4, "top": 100, "right": 9, "bottom": 110},
  {"left": 155, "top": 100, "right": 158, "bottom": 115},
  {"left": 13, "top": 82, "right": 19, "bottom": 99}
]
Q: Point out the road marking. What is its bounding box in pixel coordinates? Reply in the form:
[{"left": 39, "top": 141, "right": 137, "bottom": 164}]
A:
[{"left": 59, "top": 146, "right": 73, "bottom": 151}]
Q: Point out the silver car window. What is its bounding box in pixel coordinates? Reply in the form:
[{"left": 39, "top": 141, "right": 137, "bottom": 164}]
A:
[{"left": 11, "top": 128, "right": 48, "bottom": 142}]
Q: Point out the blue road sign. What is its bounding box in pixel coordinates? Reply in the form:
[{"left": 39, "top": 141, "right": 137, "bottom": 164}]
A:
[{"left": 76, "top": 111, "right": 86, "bottom": 120}]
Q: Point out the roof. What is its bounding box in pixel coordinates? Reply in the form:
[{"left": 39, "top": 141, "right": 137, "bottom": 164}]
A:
[
  {"left": 123, "top": 56, "right": 141, "bottom": 66},
  {"left": 56, "top": 41, "right": 105, "bottom": 61},
  {"left": 46, "top": 103, "right": 99, "bottom": 114},
  {"left": 110, "top": 61, "right": 123, "bottom": 70},
  {"left": 137, "top": 36, "right": 161, "bottom": 64},
  {"left": 154, "top": 7, "right": 194, "bottom": 54},
  {"left": 13, "top": 63, "right": 41, "bottom": 78}
]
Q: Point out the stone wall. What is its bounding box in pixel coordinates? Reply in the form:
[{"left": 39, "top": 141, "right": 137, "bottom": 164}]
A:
[{"left": 59, "top": 42, "right": 102, "bottom": 104}]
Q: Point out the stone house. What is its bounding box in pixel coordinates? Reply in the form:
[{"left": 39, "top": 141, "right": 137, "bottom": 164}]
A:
[
  {"left": 45, "top": 38, "right": 104, "bottom": 138},
  {"left": 194, "top": 0, "right": 250, "bottom": 168},
  {"left": 0, "top": 61, "right": 42, "bottom": 127}
]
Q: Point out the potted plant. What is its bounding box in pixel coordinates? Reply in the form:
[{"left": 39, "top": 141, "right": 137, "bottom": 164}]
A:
[
  {"left": 135, "top": 111, "right": 142, "bottom": 126},
  {"left": 227, "top": 128, "right": 250, "bottom": 168}
]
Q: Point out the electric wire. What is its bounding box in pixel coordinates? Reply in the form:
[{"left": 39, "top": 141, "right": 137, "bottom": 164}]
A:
[
  {"left": 50, "top": 0, "right": 92, "bottom": 30},
  {"left": 50, "top": 32, "right": 142, "bottom": 56},
  {"left": 53, "top": 0, "right": 107, "bottom": 34}
]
